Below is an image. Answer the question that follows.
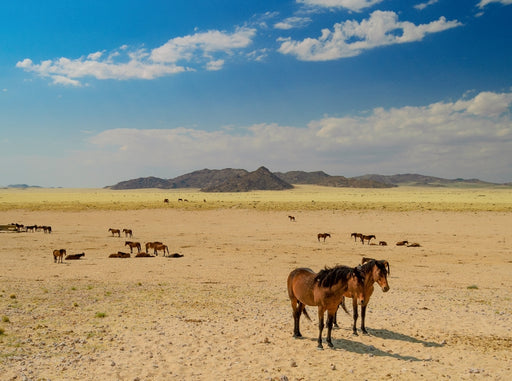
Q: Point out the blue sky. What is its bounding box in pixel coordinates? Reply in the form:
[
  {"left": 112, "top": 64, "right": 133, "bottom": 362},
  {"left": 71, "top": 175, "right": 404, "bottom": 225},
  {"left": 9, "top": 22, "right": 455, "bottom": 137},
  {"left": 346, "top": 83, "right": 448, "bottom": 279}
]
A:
[{"left": 1, "top": 0, "right": 511, "bottom": 187}]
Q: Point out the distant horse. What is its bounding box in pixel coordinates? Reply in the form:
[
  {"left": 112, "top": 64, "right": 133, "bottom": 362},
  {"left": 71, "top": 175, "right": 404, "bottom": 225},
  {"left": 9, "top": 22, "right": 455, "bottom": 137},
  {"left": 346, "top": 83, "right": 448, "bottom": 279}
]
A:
[
  {"left": 53, "top": 249, "right": 66, "bottom": 263},
  {"left": 122, "top": 228, "right": 133, "bottom": 238},
  {"left": 317, "top": 233, "right": 331, "bottom": 242},
  {"left": 336, "top": 257, "right": 390, "bottom": 335},
  {"left": 153, "top": 243, "right": 169, "bottom": 256},
  {"left": 288, "top": 215, "right": 296, "bottom": 222},
  {"left": 396, "top": 240, "right": 408, "bottom": 246},
  {"left": 164, "top": 199, "right": 169, "bottom": 203},
  {"left": 145, "top": 241, "right": 163, "bottom": 253},
  {"left": 109, "top": 228, "right": 121, "bottom": 237},
  {"left": 351, "top": 233, "right": 362, "bottom": 242},
  {"left": 43, "top": 226, "right": 52, "bottom": 234},
  {"left": 109, "top": 252, "right": 130, "bottom": 258},
  {"left": 287, "top": 265, "right": 365, "bottom": 349},
  {"left": 379, "top": 241, "right": 387, "bottom": 246},
  {"left": 407, "top": 242, "right": 421, "bottom": 247},
  {"left": 65, "top": 252, "right": 85, "bottom": 260},
  {"left": 125, "top": 241, "right": 141, "bottom": 254},
  {"left": 360, "top": 234, "right": 376, "bottom": 245}
]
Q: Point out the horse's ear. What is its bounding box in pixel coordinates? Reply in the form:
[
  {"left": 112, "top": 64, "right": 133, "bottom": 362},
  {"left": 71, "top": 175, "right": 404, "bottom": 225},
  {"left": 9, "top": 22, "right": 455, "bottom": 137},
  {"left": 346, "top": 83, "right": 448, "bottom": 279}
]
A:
[{"left": 383, "top": 260, "right": 390, "bottom": 275}]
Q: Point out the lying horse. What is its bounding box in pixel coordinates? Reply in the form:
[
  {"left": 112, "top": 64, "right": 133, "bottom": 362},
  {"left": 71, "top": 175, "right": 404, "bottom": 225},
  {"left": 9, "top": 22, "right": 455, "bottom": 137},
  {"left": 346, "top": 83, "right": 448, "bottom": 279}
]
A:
[
  {"left": 396, "top": 240, "right": 408, "bottom": 246},
  {"left": 287, "top": 265, "right": 365, "bottom": 349},
  {"left": 125, "top": 241, "right": 141, "bottom": 254},
  {"left": 53, "top": 249, "right": 66, "bottom": 263},
  {"left": 109, "top": 228, "right": 121, "bottom": 237},
  {"left": 65, "top": 252, "right": 85, "bottom": 260},
  {"left": 317, "top": 233, "right": 331, "bottom": 242},
  {"left": 336, "top": 257, "right": 390, "bottom": 335},
  {"left": 109, "top": 252, "right": 130, "bottom": 258}
]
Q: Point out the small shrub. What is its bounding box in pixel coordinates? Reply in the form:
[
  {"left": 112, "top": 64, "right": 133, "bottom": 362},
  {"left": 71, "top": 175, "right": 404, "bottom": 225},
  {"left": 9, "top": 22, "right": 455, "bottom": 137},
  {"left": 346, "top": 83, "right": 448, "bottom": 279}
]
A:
[
  {"left": 95, "top": 312, "right": 106, "bottom": 318},
  {"left": 0, "top": 327, "right": 5, "bottom": 335},
  {"left": 9, "top": 294, "right": 16, "bottom": 299},
  {"left": 1, "top": 316, "right": 9, "bottom": 323},
  {"left": 467, "top": 285, "right": 479, "bottom": 290}
]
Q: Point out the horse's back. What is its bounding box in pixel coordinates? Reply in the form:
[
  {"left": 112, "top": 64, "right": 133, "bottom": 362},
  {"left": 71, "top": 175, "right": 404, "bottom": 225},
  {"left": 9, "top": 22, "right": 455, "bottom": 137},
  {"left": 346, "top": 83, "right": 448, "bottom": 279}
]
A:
[{"left": 287, "top": 268, "right": 317, "bottom": 306}]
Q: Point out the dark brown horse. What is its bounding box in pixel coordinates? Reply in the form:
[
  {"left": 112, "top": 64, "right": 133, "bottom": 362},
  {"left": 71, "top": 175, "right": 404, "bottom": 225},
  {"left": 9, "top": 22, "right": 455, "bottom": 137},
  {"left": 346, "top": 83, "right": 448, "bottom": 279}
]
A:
[
  {"left": 351, "top": 232, "right": 362, "bottom": 242},
  {"left": 336, "top": 257, "right": 390, "bottom": 335},
  {"left": 122, "top": 228, "right": 133, "bottom": 238},
  {"left": 317, "top": 233, "right": 331, "bottom": 242},
  {"left": 288, "top": 215, "right": 296, "bottom": 222},
  {"left": 360, "top": 234, "right": 376, "bottom": 244},
  {"left": 109, "top": 228, "right": 121, "bottom": 237},
  {"left": 287, "top": 265, "right": 365, "bottom": 349},
  {"left": 145, "top": 241, "right": 163, "bottom": 253},
  {"left": 153, "top": 243, "right": 169, "bottom": 256},
  {"left": 125, "top": 241, "right": 141, "bottom": 254}
]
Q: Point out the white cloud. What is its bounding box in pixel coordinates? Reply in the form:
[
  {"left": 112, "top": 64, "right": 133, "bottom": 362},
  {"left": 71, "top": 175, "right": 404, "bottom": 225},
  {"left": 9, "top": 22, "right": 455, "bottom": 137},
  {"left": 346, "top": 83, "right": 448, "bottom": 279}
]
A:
[
  {"left": 16, "top": 27, "right": 256, "bottom": 86},
  {"left": 477, "top": 0, "right": 512, "bottom": 9},
  {"left": 414, "top": 0, "right": 439, "bottom": 11},
  {"left": 274, "top": 16, "right": 312, "bottom": 30},
  {"left": 83, "top": 91, "right": 512, "bottom": 183},
  {"left": 297, "top": 0, "right": 384, "bottom": 12},
  {"left": 278, "top": 10, "right": 462, "bottom": 61}
]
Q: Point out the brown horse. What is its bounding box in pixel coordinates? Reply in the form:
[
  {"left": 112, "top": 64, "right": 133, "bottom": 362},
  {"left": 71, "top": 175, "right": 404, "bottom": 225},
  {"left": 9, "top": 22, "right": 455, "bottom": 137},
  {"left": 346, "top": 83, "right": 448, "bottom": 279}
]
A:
[
  {"left": 153, "top": 243, "right": 169, "bottom": 256},
  {"left": 317, "top": 233, "right": 331, "bottom": 242},
  {"left": 379, "top": 241, "right": 387, "bottom": 246},
  {"left": 336, "top": 257, "right": 390, "bottom": 335},
  {"left": 287, "top": 265, "right": 365, "bottom": 349},
  {"left": 53, "top": 249, "right": 66, "bottom": 263},
  {"left": 360, "top": 234, "right": 376, "bottom": 244},
  {"left": 288, "top": 215, "right": 296, "bottom": 222},
  {"left": 109, "top": 228, "right": 121, "bottom": 237},
  {"left": 145, "top": 241, "right": 163, "bottom": 253},
  {"left": 123, "top": 228, "right": 133, "bottom": 238},
  {"left": 125, "top": 241, "right": 141, "bottom": 254},
  {"left": 396, "top": 240, "right": 408, "bottom": 246}
]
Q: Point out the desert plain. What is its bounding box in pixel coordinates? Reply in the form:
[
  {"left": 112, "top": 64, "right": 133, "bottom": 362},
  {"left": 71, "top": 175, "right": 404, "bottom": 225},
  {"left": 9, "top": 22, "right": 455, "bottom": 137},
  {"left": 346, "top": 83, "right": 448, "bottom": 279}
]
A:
[{"left": 0, "top": 186, "right": 511, "bottom": 380}]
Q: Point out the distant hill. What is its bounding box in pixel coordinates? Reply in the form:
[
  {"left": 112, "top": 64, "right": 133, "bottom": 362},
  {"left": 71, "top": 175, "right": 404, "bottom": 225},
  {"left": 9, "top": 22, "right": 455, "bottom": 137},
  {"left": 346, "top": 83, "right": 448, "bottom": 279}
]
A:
[
  {"left": 6, "top": 184, "right": 42, "bottom": 189},
  {"left": 201, "top": 166, "right": 293, "bottom": 192},
  {"left": 107, "top": 168, "right": 503, "bottom": 191}
]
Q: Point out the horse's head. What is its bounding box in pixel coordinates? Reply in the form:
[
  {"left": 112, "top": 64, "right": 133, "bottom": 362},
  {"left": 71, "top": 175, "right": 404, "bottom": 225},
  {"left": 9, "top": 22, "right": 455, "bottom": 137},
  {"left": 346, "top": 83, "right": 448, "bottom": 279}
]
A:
[{"left": 374, "top": 260, "right": 390, "bottom": 292}]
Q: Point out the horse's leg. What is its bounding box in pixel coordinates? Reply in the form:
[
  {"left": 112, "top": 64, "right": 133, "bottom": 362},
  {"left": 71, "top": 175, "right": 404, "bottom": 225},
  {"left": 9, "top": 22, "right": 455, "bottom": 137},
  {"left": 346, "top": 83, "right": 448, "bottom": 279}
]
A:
[
  {"left": 361, "top": 303, "right": 369, "bottom": 335},
  {"left": 326, "top": 312, "right": 335, "bottom": 348},
  {"left": 291, "top": 300, "right": 302, "bottom": 338},
  {"left": 352, "top": 298, "right": 359, "bottom": 335},
  {"left": 317, "top": 308, "right": 325, "bottom": 349}
]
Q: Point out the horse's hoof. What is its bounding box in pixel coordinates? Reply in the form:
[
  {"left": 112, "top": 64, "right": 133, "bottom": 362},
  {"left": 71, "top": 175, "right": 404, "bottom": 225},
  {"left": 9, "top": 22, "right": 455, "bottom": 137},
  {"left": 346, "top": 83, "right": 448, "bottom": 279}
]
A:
[
  {"left": 352, "top": 332, "right": 359, "bottom": 336},
  {"left": 317, "top": 346, "right": 324, "bottom": 350}
]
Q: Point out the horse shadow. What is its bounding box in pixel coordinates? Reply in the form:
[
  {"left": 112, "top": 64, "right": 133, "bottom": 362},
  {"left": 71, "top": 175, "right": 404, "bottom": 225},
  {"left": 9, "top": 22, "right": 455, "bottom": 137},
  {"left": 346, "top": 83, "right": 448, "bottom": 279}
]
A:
[
  {"left": 328, "top": 337, "right": 424, "bottom": 361},
  {"left": 369, "top": 328, "right": 444, "bottom": 348}
]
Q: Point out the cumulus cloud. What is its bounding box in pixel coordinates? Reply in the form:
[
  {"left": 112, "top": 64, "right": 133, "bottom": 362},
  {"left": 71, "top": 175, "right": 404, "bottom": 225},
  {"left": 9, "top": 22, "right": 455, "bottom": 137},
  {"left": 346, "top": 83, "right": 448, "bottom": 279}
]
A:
[
  {"left": 16, "top": 28, "right": 256, "bottom": 86},
  {"left": 84, "top": 91, "right": 512, "bottom": 183},
  {"left": 414, "top": 0, "right": 439, "bottom": 11},
  {"left": 278, "top": 10, "right": 462, "bottom": 61},
  {"left": 297, "top": 0, "right": 384, "bottom": 12}
]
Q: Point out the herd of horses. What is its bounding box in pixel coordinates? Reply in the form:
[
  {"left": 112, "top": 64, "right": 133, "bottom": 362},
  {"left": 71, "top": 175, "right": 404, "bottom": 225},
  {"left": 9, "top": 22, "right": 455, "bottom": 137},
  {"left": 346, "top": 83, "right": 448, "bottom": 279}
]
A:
[
  {"left": 287, "top": 257, "right": 390, "bottom": 349},
  {"left": 9, "top": 223, "right": 52, "bottom": 233}
]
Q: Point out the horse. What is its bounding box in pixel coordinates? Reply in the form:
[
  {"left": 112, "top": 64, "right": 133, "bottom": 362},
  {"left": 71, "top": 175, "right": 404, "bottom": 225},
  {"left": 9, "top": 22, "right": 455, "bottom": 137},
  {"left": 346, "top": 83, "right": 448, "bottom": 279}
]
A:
[
  {"left": 396, "top": 240, "right": 408, "bottom": 246},
  {"left": 407, "top": 242, "right": 421, "bottom": 247},
  {"left": 53, "top": 249, "right": 66, "bottom": 263},
  {"left": 145, "top": 241, "right": 163, "bottom": 253},
  {"left": 153, "top": 243, "right": 169, "bottom": 256},
  {"left": 351, "top": 233, "right": 362, "bottom": 242},
  {"left": 109, "top": 228, "right": 121, "bottom": 237},
  {"left": 43, "top": 226, "right": 52, "bottom": 234},
  {"left": 335, "top": 257, "right": 390, "bottom": 335},
  {"left": 379, "top": 241, "right": 387, "bottom": 246},
  {"left": 288, "top": 215, "right": 295, "bottom": 222},
  {"left": 287, "top": 265, "right": 365, "bottom": 349},
  {"left": 125, "top": 241, "right": 141, "bottom": 254},
  {"left": 317, "top": 233, "right": 331, "bottom": 242},
  {"left": 65, "top": 252, "right": 85, "bottom": 260},
  {"left": 109, "top": 252, "right": 130, "bottom": 258},
  {"left": 164, "top": 198, "right": 169, "bottom": 203},
  {"left": 123, "top": 228, "right": 133, "bottom": 238},
  {"left": 360, "top": 234, "right": 376, "bottom": 245}
]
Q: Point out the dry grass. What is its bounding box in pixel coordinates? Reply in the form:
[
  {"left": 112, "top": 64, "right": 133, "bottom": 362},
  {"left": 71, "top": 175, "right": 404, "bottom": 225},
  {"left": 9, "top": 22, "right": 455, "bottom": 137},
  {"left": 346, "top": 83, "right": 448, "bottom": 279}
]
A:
[{"left": 0, "top": 185, "right": 511, "bottom": 212}]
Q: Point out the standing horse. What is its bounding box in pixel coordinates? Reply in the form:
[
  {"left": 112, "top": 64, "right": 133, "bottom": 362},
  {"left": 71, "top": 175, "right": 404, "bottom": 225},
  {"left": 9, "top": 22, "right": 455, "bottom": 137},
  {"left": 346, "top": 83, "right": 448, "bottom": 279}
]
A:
[
  {"left": 145, "top": 241, "right": 163, "bottom": 253},
  {"left": 336, "top": 257, "right": 390, "bottom": 335},
  {"left": 317, "top": 233, "right": 331, "bottom": 242},
  {"left": 123, "top": 228, "right": 133, "bottom": 238},
  {"left": 360, "top": 234, "right": 376, "bottom": 245},
  {"left": 53, "top": 249, "right": 66, "bottom": 263},
  {"left": 125, "top": 241, "right": 141, "bottom": 254},
  {"left": 153, "top": 243, "right": 169, "bottom": 256},
  {"left": 109, "top": 228, "right": 121, "bottom": 237},
  {"left": 287, "top": 265, "right": 365, "bottom": 349}
]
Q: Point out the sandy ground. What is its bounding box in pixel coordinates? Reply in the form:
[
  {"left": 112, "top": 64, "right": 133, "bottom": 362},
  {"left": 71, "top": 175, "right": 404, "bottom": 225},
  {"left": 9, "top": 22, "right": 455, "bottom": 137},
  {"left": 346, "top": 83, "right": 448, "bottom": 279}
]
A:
[{"left": 1, "top": 208, "right": 511, "bottom": 380}]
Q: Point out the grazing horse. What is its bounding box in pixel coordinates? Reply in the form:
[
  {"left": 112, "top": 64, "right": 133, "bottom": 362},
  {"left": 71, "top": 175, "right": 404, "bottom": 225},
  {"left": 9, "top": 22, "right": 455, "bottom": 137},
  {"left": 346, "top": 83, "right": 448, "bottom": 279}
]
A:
[
  {"left": 123, "top": 228, "right": 133, "bottom": 238},
  {"left": 287, "top": 265, "right": 365, "bottom": 349},
  {"left": 317, "top": 233, "right": 331, "bottom": 242},
  {"left": 336, "top": 257, "right": 390, "bottom": 335},
  {"left": 153, "top": 243, "right": 169, "bottom": 256},
  {"left": 53, "top": 249, "right": 66, "bottom": 263},
  {"left": 360, "top": 234, "right": 376, "bottom": 245},
  {"left": 288, "top": 215, "right": 295, "bottom": 222},
  {"left": 396, "top": 240, "right": 408, "bottom": 246},
  {"left": 125, "top": 241, "right": 141, "bottom": 254},
  {"left": 109, "top": 228, "right": 121, "bottom": 237},
  {"left": 145, "top": 241, "right": 163, "bottom": 253}
]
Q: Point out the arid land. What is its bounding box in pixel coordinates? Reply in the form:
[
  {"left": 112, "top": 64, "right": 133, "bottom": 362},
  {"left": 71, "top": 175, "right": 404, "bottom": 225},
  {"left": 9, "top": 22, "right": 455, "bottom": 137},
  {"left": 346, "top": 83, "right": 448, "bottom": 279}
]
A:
[{"left": 1, "top": 186, "right": 511, "bottom": 380}]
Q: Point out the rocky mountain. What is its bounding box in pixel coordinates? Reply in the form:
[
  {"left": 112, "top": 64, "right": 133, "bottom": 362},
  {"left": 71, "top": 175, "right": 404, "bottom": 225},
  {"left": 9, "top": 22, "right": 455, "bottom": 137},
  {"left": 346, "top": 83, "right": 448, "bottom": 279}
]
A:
[
  {"left": 352, "top": 173, "right": 499, "bottom": 187},
  {"left": 275, "top": 171, "right": 395, "bottom": 188},
  {"left": 201, "top": 166, "right": 293, "bottom": 192}
]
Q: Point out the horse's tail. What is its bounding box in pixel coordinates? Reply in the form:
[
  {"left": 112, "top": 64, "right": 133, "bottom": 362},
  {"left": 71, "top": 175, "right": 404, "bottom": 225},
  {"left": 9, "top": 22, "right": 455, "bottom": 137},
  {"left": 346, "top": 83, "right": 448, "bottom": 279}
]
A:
[
  {"left": 302, "top": 305, "right": 311, "bottom": 321},
  {"left": 340, "top": 297, "right": 349, "bottom": 314}
]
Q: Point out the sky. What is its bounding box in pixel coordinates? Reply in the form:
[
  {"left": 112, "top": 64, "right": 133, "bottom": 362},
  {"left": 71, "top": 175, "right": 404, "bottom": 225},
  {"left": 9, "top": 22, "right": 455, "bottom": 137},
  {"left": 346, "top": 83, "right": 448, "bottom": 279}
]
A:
[{"left": 1, "top": 0, "right": 512, "bottom": 187}]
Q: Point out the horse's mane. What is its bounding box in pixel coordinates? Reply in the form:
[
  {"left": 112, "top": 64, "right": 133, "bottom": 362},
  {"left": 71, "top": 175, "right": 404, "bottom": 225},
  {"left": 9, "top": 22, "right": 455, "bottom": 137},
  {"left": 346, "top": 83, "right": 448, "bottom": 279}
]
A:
[
  {"left": 315, "top": 265, "right": 362, "bottom": 288},
  {"left": 359, "top": 258, "right": 390, "bottom": 276}
]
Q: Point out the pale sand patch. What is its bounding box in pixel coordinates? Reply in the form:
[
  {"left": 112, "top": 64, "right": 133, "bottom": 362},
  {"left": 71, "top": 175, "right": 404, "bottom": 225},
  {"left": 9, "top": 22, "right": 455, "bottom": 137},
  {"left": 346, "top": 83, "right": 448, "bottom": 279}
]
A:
[{"left": 1, "top": 209, "right": 511, "bottom": 380}]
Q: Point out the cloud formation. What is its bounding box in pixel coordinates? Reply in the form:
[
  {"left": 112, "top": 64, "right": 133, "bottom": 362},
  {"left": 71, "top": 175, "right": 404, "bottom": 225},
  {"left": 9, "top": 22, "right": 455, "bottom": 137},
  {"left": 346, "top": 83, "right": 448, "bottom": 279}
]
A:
[
  {"left": 16, "top": 28, "right": 256, "bottom": 86},
  {"left": 477, "top": 0, "right": 512, "bottom": 9},
  {"left": 297, "top": 0, "right": 384, "bottom": 12},
  {"left": 84, "top": 91, "right": 512, "bottom": 183},
  {"left": 278, "top": 10, "right": 462, "bottom": 61}
]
